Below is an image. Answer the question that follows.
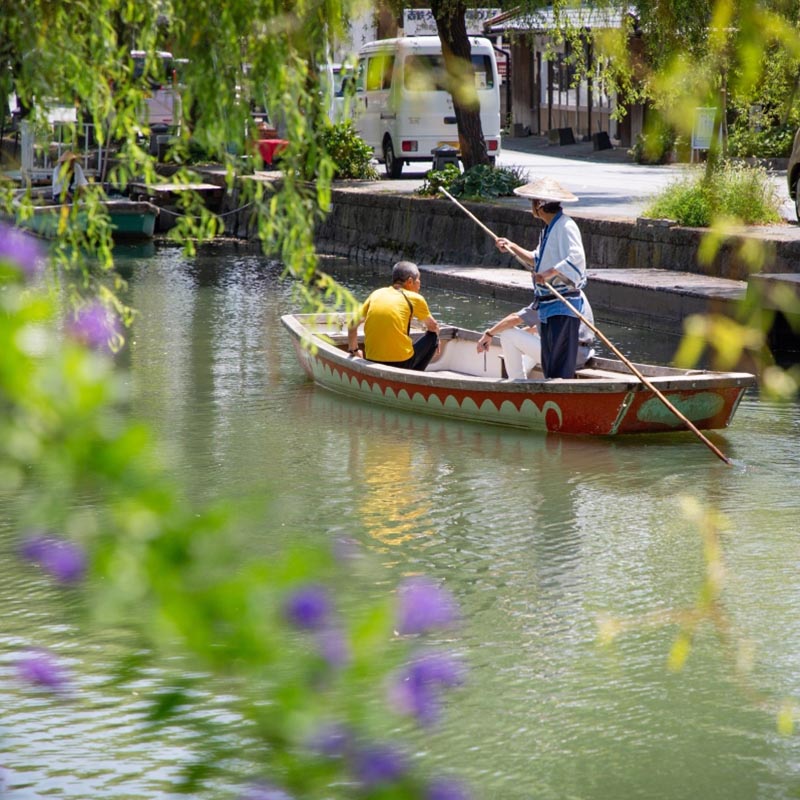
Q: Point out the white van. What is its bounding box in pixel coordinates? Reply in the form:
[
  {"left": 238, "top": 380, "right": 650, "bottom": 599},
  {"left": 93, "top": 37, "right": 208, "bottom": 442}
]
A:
[
  {"left": 130, "top": 50, "right": 184, "bottom": 128},
  {"left": 353, "top": 36, "right": 501, "bottom": 178}
]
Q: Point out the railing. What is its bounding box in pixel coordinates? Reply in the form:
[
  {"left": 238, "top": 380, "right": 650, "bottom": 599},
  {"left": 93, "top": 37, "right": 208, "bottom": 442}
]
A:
[{"left": 19, "top": 120, "right": 106, "bottom": 184}]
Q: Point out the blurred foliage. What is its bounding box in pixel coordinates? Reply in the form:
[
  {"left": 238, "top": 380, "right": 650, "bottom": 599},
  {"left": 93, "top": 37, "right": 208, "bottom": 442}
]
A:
[
  {"left": 726, "top": 42, "right": 800, "bottom": 158},
  {"left": 727, "top": 122, "right": 796, "bottom": 159},
  {"left": 0, "top": 234, "right": 471, "bottom": 797},
  {"left": 528, "top": 0, "right": 800, "bottom": 169},
  {"left": 629, "top": 125, "right": 681, "bottom": 165},
  {"left": 0, "top": 0, "right": 356, "bottom": 312},
  {"left": 598, "top": 492, "right": 800, "bottom": 736},
  {"left": 643, "top": 162, "right": 782, "bottom": 226}
]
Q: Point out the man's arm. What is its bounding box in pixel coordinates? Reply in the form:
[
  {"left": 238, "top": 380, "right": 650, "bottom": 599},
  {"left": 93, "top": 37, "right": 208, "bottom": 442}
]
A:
[
  {"left": 347, "top": 321, "right": 362, "bottom": 355},
  {"left": 347, "top": 304, "right": 366, "bottom": 355},
  {"left": 495, "top": 237, "right": 534, "bottom": 268},
  {"left": 422, "top": 315, "right": 439, "bottom": 335},
  {"left": 476, "top": 312, "right": 523, "bottom": 352}
]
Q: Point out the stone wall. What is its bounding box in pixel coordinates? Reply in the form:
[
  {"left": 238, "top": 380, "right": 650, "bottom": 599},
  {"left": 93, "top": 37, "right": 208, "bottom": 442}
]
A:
[{"left": 313, "top": 189, "right": 800, "bottom": 281}]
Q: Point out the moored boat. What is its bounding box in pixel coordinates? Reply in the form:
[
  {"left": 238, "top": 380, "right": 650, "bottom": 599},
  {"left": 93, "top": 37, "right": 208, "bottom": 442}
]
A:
[
  {"left": 282, "top": 313, "right": 756, "bottom": 436},
  {"left": 11, "top": 197, "right": 159, "bottom": 240}
]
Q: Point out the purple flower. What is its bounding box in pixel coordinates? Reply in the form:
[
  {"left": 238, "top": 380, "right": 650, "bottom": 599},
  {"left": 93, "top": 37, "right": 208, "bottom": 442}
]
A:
[
  {"left": 352, "top": 743, "right": 408, "bottom": 788},
  {"left": 0, "top": 223, "right": 44, "bottom": 280},
  {"left": 20, "top": 532, "right": 86, "bottom": 584},
  {"left": 238, "top": 782, "right": 294, "bottom": 800},
  {"left": 314, "top": 626, "right": 350, "bottom": 669},
  {"left": 307, "top": 721, "right": 354, "bottom": 758},
  {"left": 16, "top": 648, "right": 69, "bottom": 692},
  {"left": 388, "top": 652, "right": 465, "bottom": 725},
  {"left": 396, "top": 577, "right": 459, "bottom": 635},
  {"left": 283, "top": 584, "right": 332, "bottom": 631},
  {"left": 426, "top": 777, "right": 472, "bottom": 800},
  {"left": 67, "top": 301, "right": 121, "bottom": 351}
]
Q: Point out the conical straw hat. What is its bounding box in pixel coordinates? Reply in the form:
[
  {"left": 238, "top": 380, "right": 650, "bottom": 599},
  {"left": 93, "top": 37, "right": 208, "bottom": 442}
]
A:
[{"left": 513, "top": 177, "right": 578, "bottom": 203}]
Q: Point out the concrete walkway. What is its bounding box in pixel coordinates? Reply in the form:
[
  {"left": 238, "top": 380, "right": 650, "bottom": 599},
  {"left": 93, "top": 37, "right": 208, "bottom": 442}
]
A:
[
  {"left": 355, "top": 134, "right": 798, "bottom": 226},
  {"left": 418, "top": 264, "right": 747, "bottom": 335}
]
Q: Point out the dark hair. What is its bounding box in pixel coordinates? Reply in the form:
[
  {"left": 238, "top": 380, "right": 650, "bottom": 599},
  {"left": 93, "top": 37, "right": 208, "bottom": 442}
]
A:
[
  {"left": 392, "top": 260, "right": 419, "bottom": 284},
  {"left": 540, "top": 201, "right": 562, "bottom": 214}
]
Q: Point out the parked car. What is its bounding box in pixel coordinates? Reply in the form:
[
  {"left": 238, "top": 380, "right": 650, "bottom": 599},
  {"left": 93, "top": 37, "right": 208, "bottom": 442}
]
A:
[
  {"left": 319, "top": 62, "right": 357, "bottom": 123},
  {"left": 786, "top": 127, "right": 800, "bottom": 221}
]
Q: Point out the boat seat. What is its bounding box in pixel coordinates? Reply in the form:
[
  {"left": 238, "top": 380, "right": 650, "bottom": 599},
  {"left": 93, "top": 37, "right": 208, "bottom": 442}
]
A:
[
  {"left": 425, "top": 369, "right": 500, "bottom": 381},
  {"left": 577, "top": 367, "right": 636, "bottom": 380}
]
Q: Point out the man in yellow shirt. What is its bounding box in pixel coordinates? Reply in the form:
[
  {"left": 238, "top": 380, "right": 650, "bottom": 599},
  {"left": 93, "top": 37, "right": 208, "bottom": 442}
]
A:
[{"left": 347, "top": 261, "right": 440, "bottom": 370}]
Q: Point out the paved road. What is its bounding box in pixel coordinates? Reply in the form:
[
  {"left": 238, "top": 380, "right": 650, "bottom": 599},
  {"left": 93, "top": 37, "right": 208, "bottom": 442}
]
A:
[{"left": 366, "top": 134, "right": 798, "bottom": 225}]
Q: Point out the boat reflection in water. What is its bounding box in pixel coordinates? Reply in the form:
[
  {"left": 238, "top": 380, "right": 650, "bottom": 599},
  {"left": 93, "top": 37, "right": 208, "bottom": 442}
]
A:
[{"left": 298, "top": 383, "right": 630, "bottom": 573}]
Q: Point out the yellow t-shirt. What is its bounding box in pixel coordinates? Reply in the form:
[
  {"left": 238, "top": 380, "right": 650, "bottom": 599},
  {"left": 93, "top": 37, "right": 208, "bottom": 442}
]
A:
[{"left": 361, "top": 286, "right": 432, "bottom": 362}]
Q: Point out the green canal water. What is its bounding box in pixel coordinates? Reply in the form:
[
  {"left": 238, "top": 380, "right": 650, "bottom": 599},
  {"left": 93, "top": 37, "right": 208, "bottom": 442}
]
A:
[{"left": 2, "top": 244, "right": 800, "bottom": 799}]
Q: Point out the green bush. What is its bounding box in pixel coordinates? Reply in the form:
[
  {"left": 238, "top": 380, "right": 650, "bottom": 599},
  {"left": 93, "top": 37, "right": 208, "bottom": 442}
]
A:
[
  {"left": 643, "top": 161, "right": 782, "bottom": 226},
  {"left": 320, "top": 121, "right": 379, "bottom": 180},
  {"left": 417, "top": 162, "right": 525, "bottom": 199},
  {"left": 629, "top": 127, "right": 679, "bottom": 165},
  {"left": 727, "top": 122, "right": 796, "bottom": 158},
  {"left": 416, "top": 163, "right": 462, "bottom": 196}
]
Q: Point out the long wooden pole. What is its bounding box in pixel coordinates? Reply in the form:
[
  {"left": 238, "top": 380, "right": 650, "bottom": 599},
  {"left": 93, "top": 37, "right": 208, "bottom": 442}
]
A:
[{"left": 440, "top": 189, "right": 733, "bottom": 465}]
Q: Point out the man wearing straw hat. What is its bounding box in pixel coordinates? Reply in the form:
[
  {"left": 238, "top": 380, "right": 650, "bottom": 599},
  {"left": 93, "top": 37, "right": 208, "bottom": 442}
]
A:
[
  {"left": 478, "top": 177, "right": 588, "bottom": 379},
  {"left": 51, "top": 150, "right": 88, "bottom": 203}
]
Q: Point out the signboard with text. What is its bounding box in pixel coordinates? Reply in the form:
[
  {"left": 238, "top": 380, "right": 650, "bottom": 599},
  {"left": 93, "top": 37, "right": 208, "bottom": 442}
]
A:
[
  {"left": 403, "top": 8, "right": 501, "bottom": 36},
  {"left": 691, "top": 108, "right": 717, "bottom": 151}
]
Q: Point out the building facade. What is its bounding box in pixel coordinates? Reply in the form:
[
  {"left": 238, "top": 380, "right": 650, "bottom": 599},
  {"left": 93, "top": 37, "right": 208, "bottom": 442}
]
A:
[{"left": 484, "top": 5, "right": 645, "bottom": 146}]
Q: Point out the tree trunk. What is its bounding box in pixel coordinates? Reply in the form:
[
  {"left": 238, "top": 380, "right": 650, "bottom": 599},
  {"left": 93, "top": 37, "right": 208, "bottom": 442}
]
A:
[{"left": 431, "top": 0, "right": 491, "bottom": 169}]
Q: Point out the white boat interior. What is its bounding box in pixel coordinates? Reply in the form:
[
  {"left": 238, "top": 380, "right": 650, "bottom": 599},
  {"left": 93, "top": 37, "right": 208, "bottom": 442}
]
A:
[{"left": 303, "top": 314, "right": 711, "bottom": 384}]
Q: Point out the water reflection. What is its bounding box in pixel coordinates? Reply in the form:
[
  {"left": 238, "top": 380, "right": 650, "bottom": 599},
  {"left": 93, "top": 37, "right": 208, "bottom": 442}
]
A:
[
  {"left": 299, "top": 387, "right": 629, "bottom": 602},
  {"left": 4, "top": 246, "right": 800, "bottom": 800}
]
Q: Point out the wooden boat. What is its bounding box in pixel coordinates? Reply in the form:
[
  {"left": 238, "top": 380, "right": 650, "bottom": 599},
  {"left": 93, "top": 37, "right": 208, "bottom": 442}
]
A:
[
  {"left": 281, "top": 313, "right": 756, "bottom": 436},
  {"left": 12, "top": 197, "right": 159, "bottom": 240}
]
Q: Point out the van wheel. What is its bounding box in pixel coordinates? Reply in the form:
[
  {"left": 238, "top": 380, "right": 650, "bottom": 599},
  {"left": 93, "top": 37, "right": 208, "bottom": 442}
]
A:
[{"left": 383, "top": 139, "right": 404, "bottom": 179}]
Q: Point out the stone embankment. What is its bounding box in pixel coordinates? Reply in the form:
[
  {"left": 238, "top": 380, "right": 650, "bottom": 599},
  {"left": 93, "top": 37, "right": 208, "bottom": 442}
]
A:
[
  {"left": 309, "top": 187, "right": 800, "bottom": 340},
  {"left": 177, "top": 169, "right": 800, "bottom": 342},
  {"left": 312, "top": 187, "right": 800, "bottom": 281}
]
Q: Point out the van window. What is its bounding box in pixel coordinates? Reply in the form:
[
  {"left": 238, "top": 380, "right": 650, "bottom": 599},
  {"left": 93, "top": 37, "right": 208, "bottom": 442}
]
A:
[
  {"left": 404, "top": 55, "right": 448, "bottom": 92},
  {"left": 471, "top": 55, "right": 495, "bottom": 90},
  {"left": 363, "top": 54, "right": 394, "bottom": 91},
  {"left": 131, "top": 52, "right": 175, "bottom": 89},
  {"left": 403, "top": 54, "right": 495, "bottom": 92}
]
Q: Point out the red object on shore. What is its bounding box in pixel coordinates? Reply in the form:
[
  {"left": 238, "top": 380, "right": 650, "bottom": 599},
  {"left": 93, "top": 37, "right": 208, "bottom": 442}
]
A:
[{"left": 258, "top": 138, "right": 288, "bottom": 166}]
